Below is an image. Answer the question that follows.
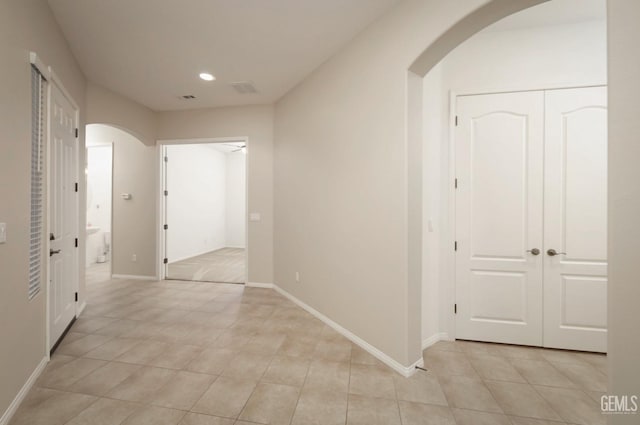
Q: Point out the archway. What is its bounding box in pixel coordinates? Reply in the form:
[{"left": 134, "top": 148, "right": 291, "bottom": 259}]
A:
[
  {"left": 85, "top": 123, "right": 158, "bottom": 283},
  {"left": 409, "top": 0, "right": 609, "bottom": 387}
]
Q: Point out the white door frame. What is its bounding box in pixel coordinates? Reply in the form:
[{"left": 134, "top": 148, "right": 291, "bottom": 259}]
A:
[
  {"left": 155, "top": 137, "right": 250, "bottom": 283},
  {"left": 45, "top": 69, "right": 81, "bottom": 355},
  {"left": 441, "top": 81, "right": 607, "bottom": 342}
]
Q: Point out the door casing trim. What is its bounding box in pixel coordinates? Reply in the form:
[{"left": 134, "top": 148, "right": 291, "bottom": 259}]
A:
[
  {"left": 156, "top": 137, "right": 250, "bottom": 284},
  {"left": 443, "top": 81, "right": 607, "bottom": 343},
  {"left": 45, "top": 67, "right": 81, "bottom": 356}
]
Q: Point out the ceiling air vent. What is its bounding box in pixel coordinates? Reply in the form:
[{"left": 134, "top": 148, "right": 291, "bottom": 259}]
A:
[
  {"left": 230, "top": 81, "right": 258, "bottom": 94},
  {"left": 181, "top": 95, "right": 196, "bottom": 100}
]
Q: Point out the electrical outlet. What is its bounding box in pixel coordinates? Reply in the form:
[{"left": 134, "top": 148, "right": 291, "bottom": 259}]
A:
[
  {"left": 0, "top": 223, "right": 6, "bottom": 244},
  {"left": 131, "top": 254, "right": 137, "bottom": 262},
  {"left": 295, "top": 271, "right": 300, "bottom": 283}
]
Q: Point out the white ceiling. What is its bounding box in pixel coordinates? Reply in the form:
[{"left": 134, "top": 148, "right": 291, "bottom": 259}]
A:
[
  {"left": 485, "top": 0, "right": 606, "bottom": 32},
  {"left": 47, "top": 0, "right": 399, "bottom": 111}
]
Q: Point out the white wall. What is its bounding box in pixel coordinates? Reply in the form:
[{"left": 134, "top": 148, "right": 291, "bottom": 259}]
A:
[
  {"left": 421, "top": 20, "right": 608, "bottom": 343},
  {"left": 274, "top": 0, "right": 493, "bottom": 368},
  {"left": 166, "top": 144, "right": 227, "bottom": 262},
  {"left": 225, "top": 151, "right": 246, "bottom": 248},
  {"left": 86, "top": 82, "right": 157, "bottom": 146},
  {"left": 608, "top": 0, "right": 640, "bottom": 419},
  {"left": 86, "top": 145, "right": 112, "bottom": 265},
  {"left": 445, "top": 20, "right": 607, "bottom": 91},
  {"left": 421, "top": 62, "right": 447, "bottom": 344},
  {"left": 86, "top": 146, "right": 112, "bottom": 232}
]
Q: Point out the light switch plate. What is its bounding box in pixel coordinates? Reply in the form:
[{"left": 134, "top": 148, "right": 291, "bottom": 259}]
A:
[
  {"left": 249, "top": 213, "right": 261, "bottom": 222},
  {"left": 0, "top": 223, "right": 6, "bottom": 244}
]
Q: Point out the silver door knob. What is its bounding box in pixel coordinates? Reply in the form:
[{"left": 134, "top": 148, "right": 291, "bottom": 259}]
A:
[
  {"left": 546, "top": 249, "right": 566, "bottom": 256},
  {"left": 526, "top": 248, "right": 540, "bottom": 256}
]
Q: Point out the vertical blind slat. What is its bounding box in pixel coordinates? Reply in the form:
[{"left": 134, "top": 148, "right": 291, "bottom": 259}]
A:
[{"left": 29, "top": 65, "right": 45, "bottom": 300}]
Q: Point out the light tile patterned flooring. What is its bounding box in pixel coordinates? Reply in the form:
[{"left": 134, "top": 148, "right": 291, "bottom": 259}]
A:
[
  {"left": 168, "top": 248, "right": 246, "bottom": 284},
  {"left": 85, "top": 262, "right": 110, "bottom": 284},
  {"left": 10, "top": 275, "right": 608, "bottom": 425}
]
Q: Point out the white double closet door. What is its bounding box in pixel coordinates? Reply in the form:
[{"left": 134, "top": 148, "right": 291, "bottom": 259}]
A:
[{"left": 455, "top": 86, "right": 607, "bottom": 352}]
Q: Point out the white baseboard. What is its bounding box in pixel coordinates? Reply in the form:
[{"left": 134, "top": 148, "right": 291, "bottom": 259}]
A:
[
  {"left": 111, "top": 274, "right": 157, "bottom": 281},
  {"left": 76, "top": 300, "right": 87, "bottom": 317},
  {"left": 273, "top": 285, "right": 420, "bottom": 377},
  {"left": 422, "top": 332, "right": 449, "bottom": 350},
  {"left": 411, "top": 355, "right": 425, "bottom": 371},
  {"left": 246, "top": 282, "right": 274, "bottom": 288},
  {"left": 0, "top": 356, "right": 48, "bottom": 425}
]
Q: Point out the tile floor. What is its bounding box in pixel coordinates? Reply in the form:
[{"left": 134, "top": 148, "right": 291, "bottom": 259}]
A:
[
  {"left": 168, "top": 248, "right": 246, "bottom": 284},
  {"left": 85, "top": 262, "right": 110, "bottom": 285},
  {"left": 10, "top": 275, "right": 608, "bottom": 425}
]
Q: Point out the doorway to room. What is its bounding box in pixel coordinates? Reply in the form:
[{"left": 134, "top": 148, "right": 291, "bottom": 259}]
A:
[
  {"left": 160, "top": 139, "right": 247, "bottom": 284},
  {"left": 85, "top": 144, "right": 113, "bottom": 283}
]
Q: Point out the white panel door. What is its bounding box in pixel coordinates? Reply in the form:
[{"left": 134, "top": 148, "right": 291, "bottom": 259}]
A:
[
  {"left": 543, "top": 87, "right": 608, "bottom": 352},
  {"left": 49, "top": 82, "right": 78, "bottom": 350},
  {"left": 455, "top": 91, "right": 545, "bottom": 346}
]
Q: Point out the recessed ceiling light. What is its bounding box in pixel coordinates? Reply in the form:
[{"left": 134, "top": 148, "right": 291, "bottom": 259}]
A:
[{"left": 199, "top": 72, "right": 215, "bottom": 81}]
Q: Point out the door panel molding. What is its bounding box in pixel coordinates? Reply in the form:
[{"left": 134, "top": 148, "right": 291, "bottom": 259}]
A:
[{"left": 543, "top": 86, "right": 608, "bottom": 352}]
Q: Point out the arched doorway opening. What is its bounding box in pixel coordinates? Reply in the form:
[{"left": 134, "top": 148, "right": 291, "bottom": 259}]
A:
[
  {"left": 84, "top": 123, "right": 158, "bottom": 283},
  {"left": 411, "top": 0, "right": 608, "bottom": 383}
]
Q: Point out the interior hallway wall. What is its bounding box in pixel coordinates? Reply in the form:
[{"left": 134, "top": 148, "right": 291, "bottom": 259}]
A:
[
  {"left": 421, "top": 61, "right": 446, "bottom": 345},
  {"left": 607, "top": 0, "right": 640, "bottom": 420},
  {"left": 157, "top": 105, "right": 273, "bottom": 285},
  {"left": 273, "top": 0, "right": 503, "bottom": 368},
  {"left": 421, "top": 19, "right": 607, "bottom": 344},
  {"left": 0, "top": 0, "right": 86, "bottom": 418},
  {"left": 86, "top": 82, "right": 157, "bottom": 146},
  {"left": 226, "top": 151, "right": 247, "bottom": 248},
  {"left": 86, "top": 124, "right": 156, "bottom": 278},
  {"left": 166, "top": 144, "right": 227, "bottom": 263}
]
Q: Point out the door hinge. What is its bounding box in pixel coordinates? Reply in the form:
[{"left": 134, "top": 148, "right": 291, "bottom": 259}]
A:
[
  {"left": 75, "top": 182, "right": 78, "bottom": 192},
  {"left": 454, "top": 304, "right": 457, "bottom": 314},
  {"left": 164, "top": 190, "right": 168, "bottom": 196},
  {"left": 75, "top": 238, "right": 78, "bottom": 248},
  {"left": 163, "top": 224, "right": 168, "bottom": 230},
  {"left": 455, "top": 116, "right": 458, "bottom": 126},
  {"left": 75, "top": 128, "right": 79, "bottom": 138},
  {"left": 455, "top": 178, "right": 458, "bottom": 189},
  {"left": 164, "top": 156, "right": 168, "bottom": 162},
  {"left": 163, "top": 258, "right": 168, "bottom": 264},
  {"left": 454, "top": 241, "right": 458, "bottom": 251},
  {"left": 75, "top": 292, "right": 78, "bottom": 302}
]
